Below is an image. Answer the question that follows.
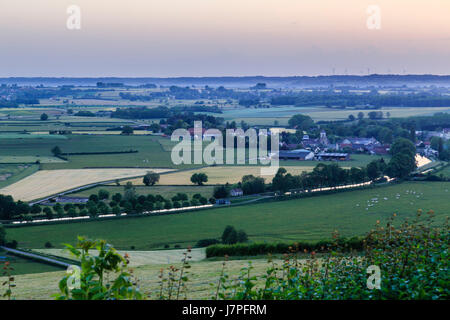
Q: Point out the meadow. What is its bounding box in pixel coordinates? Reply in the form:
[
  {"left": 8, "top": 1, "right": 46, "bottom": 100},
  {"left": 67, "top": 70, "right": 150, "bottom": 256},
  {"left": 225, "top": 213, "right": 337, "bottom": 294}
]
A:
[
  {"left": 0, "top": 249, "right": 63, "bottom": 276},
  {"left": 0, "top": 257, "right": 285, "bottom": 300},
  {"left": 0, "top": 134, "right": 186, "bottom": 170},
  {"left": 214, "top": 106, "right": 450, "bottom": 125},
  {"left": 6, "top": 182, "right": 449, "bottom": 250},
  {"left": 0, "top": 164, "right": 39, "bottom": 189}
]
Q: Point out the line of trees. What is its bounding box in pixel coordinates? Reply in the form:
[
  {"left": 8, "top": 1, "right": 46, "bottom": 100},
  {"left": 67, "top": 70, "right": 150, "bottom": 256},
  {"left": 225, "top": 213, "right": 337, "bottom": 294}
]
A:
[{"left": 271, "top": 138, "right": 417, "bottom": 193}]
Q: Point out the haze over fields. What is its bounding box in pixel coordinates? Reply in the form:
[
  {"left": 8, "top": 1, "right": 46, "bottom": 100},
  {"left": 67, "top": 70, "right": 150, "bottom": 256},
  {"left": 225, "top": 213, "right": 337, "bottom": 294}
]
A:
[{"left": 0, "top": 0, "right": 449, "bottom": 76}]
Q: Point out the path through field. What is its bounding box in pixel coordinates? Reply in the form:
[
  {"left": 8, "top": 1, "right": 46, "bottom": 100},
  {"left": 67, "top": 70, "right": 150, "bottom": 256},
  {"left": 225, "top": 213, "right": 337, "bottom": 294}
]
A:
[{"left": 37, "top": 248, "right": 206, "bottom": 267}]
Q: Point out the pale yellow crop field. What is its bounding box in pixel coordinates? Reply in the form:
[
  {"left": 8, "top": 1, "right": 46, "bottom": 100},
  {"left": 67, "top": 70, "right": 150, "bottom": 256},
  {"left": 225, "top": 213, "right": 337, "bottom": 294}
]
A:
[
  {"left": 0, "top": 168, "right": 174, "bottom": 201},
  {"left": 124, "top": 166, "right": 315, "bottom": 185},
  {"left": 0, "top": 257, "right": 291, "bottom": 300}
]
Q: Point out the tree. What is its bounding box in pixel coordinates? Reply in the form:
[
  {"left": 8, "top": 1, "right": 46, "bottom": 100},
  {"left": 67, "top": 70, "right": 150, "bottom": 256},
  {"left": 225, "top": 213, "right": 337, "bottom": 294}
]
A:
[
  {"left": 366, "top": 160, "right": 382, "bottom": 181},
  {"left": 43, "top": 207, "right": 53, "bottom": 219},
  {"left": 272, "top": 168, "right": 294, "bottom": 193},
  {"left": 236, "top": 230, "right": 248, "bottom": 243},
  {"left": 121, "top": 126, "right": 134, "bottom": 135},
  {"left": 51, "top": 146, "right": 62, "bottom": 156},
  {"left": 213, "top": 185, "right": 229, "bottom": 199},
  {"left": 357, "top": 112, "right": 364, "bottom": 120},
  {"left": 124, "top": 182, "right": 136, "bottom": 201},
  {"left": 89, "top": 194, "right": 99, "bottom": 203},
  {"left": 143, "top": 172, "right": 160, "bottom": 186},
  {"left": 288, "top": 114, "right": 314, "bottom": 130},
  {"left": 221, "top": 225, "right": 238, "bottom": 245},
  {"left": 40, "top": 113, "right": 48, "bottom": 121},
  {"left": 0, "top": 224, "right": 6, "bottom": 246},
  {"left": 30, "top": 204, "right": 42, "bottom": 214},
  {"left": 385, "top": 138, "right": 416, "bottom": 179},
  {"left": 241, "top": 175, "right": 265, "bottom": 195},
  {"left": 149, "top": 123, "right": 161, "bottom": 133},
  {"left": 112, "top": 193, "right": 122, "bottom": 203},
  {"left": 190, "top": 173, "right": 208, "bottom": 186},
  {"left": 98, "top": 189, "right": 110, "bottom": 200}
]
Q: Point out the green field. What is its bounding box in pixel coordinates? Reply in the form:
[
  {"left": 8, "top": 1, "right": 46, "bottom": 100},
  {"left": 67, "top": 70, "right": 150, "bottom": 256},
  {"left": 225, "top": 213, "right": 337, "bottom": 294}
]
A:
[
  {"left": 7, "top": 182, "right": 449, "bottom": 250},
  {"left": 436, "top": 165, "right": 450, "bottom": 178},
  {"left": 0, "top": 134, "right": 188, "bottom": 170},
  {"left": 0, "top": 249, "right": 63, "bottom": 275},
  {"left": 0, "top": 164, "right": 39, "bottom": 189},
  {"left": 214, "top": 106, "right": 450, "bottom": 125},
  {"left": 279, "top": 154, "right": 389, "bottom": 167},
  {"left": 70, "top": 185, "right": 215, "bottom": 199},
  {"left": 0, "top": 131, "right": 384, "bottom": 171}
]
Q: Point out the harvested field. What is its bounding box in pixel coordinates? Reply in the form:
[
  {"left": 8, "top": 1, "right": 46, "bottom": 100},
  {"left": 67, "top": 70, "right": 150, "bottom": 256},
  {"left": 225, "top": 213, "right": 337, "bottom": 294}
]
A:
[
  {"left": 123, "top": 166, "right": 316, "bottom": 185},
  {"left": 0, "top": 168, "right": 174, "bottom": 201}
]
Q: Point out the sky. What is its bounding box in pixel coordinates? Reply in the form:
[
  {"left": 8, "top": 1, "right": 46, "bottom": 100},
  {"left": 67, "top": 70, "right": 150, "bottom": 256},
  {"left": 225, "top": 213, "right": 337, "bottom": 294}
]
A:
[{"left": 0, "top": 0, "right": 449, "bottom": 77}]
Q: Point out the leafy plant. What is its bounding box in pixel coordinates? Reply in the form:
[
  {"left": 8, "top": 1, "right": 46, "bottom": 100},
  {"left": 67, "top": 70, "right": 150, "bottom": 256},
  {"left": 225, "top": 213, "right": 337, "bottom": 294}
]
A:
[{"left": 55, "top": 236, "right": 142, "bottom": 300}]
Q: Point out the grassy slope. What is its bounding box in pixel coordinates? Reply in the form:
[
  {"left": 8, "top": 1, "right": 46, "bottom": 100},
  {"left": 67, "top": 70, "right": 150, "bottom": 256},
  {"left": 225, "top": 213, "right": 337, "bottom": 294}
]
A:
[
  {"left": 0, "top": 258, "right": 283, "bottom": 300},
  {"left": 0, "top": 250, "right": 63, "bottom": 276},
  {"left": 0, "top": 164, "right": 39, "bottom": 189},
  {"left": 7, "top": 182, "right": 449, "bottom": 250}
]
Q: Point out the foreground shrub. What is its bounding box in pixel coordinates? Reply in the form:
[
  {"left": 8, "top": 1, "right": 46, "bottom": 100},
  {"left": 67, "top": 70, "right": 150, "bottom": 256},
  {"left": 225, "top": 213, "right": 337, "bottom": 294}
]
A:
[
  {"left": 55, "top": 237, "right": 142, "bottom": 300},
  {"left": 215, "top": 211, "right": 449, "bottom": 300}
]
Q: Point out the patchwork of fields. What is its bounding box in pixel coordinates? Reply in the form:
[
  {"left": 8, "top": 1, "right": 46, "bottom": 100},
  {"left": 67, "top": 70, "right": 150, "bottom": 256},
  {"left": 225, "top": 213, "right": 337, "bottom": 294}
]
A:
[
  {"left": 215, "top": 106, "right": 450, "bottom": 125},
  {"left": 0, "top": 168, "right": 173, "bottom": 201},
  {"left": 7, "top": 182, "right": 449, "bottom": 250}
]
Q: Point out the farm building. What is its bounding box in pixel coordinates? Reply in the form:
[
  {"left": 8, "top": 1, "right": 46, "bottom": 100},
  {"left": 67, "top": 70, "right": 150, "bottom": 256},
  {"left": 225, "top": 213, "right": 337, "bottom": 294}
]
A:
[
  {"left": 230, "top": 188, "right": 244, "bottom": 197},
  {"left": 278, "top": 149, "right": 314, "bottom": 161},
  {"left": 317, "top": 152, "right": 350, "bottom": 161}
]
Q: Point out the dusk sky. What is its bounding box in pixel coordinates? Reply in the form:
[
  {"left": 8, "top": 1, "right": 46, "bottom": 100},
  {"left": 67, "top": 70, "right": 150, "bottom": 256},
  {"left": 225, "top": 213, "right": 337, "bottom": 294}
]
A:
[{"left": 1, "top": 0, "right": 449, "bottom": 77}]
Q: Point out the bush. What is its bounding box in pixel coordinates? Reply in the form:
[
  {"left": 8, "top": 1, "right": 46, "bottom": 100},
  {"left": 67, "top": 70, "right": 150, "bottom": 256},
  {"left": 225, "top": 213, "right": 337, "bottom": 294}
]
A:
[
  {"left": 216, "top": 210, "right": 449, "bottom": 300},
  {"left": 0, "top": 224, "right": 6, "bottom": 246},
  {"left": 56, "top": 237, "right": 141, "bottom": 300},
  {"left": 45, "top": 241, "right": 53, "bottom": 248},
  {"left": 98, "top": 189, "right": 110, "bottom": 200},
  {"left": 221, "top": 225, "right": 238, "bottom": 244},
  {"left": 182, "top": 201, "right": 190, "bottom": 207},
  {"left": 173, "top": 201, "right": 181, "bottom": 209},
  {"left": 213, "top": 185, "right": 229, "bottom": 199},
  {"left": 5, "top": 240, "right": 18, "bottom": 249},
  {"left": 196, "top": 238, "right": 220, "bottom": 248},
  {"left": 206, "top": 238, "right": 365, "bottom": 258}
]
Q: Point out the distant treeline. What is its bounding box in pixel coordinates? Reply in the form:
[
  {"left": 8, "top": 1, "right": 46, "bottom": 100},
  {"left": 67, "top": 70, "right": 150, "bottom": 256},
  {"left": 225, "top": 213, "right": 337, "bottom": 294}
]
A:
[
  {"left": 271, "top": 92, "right": 450, "bottom": 108},
  {"left": 111, "top": 107, "right": 225, "bottom": 124},
  {"left": 119, "top": 85, "right": 262, "bottom": 101}
]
